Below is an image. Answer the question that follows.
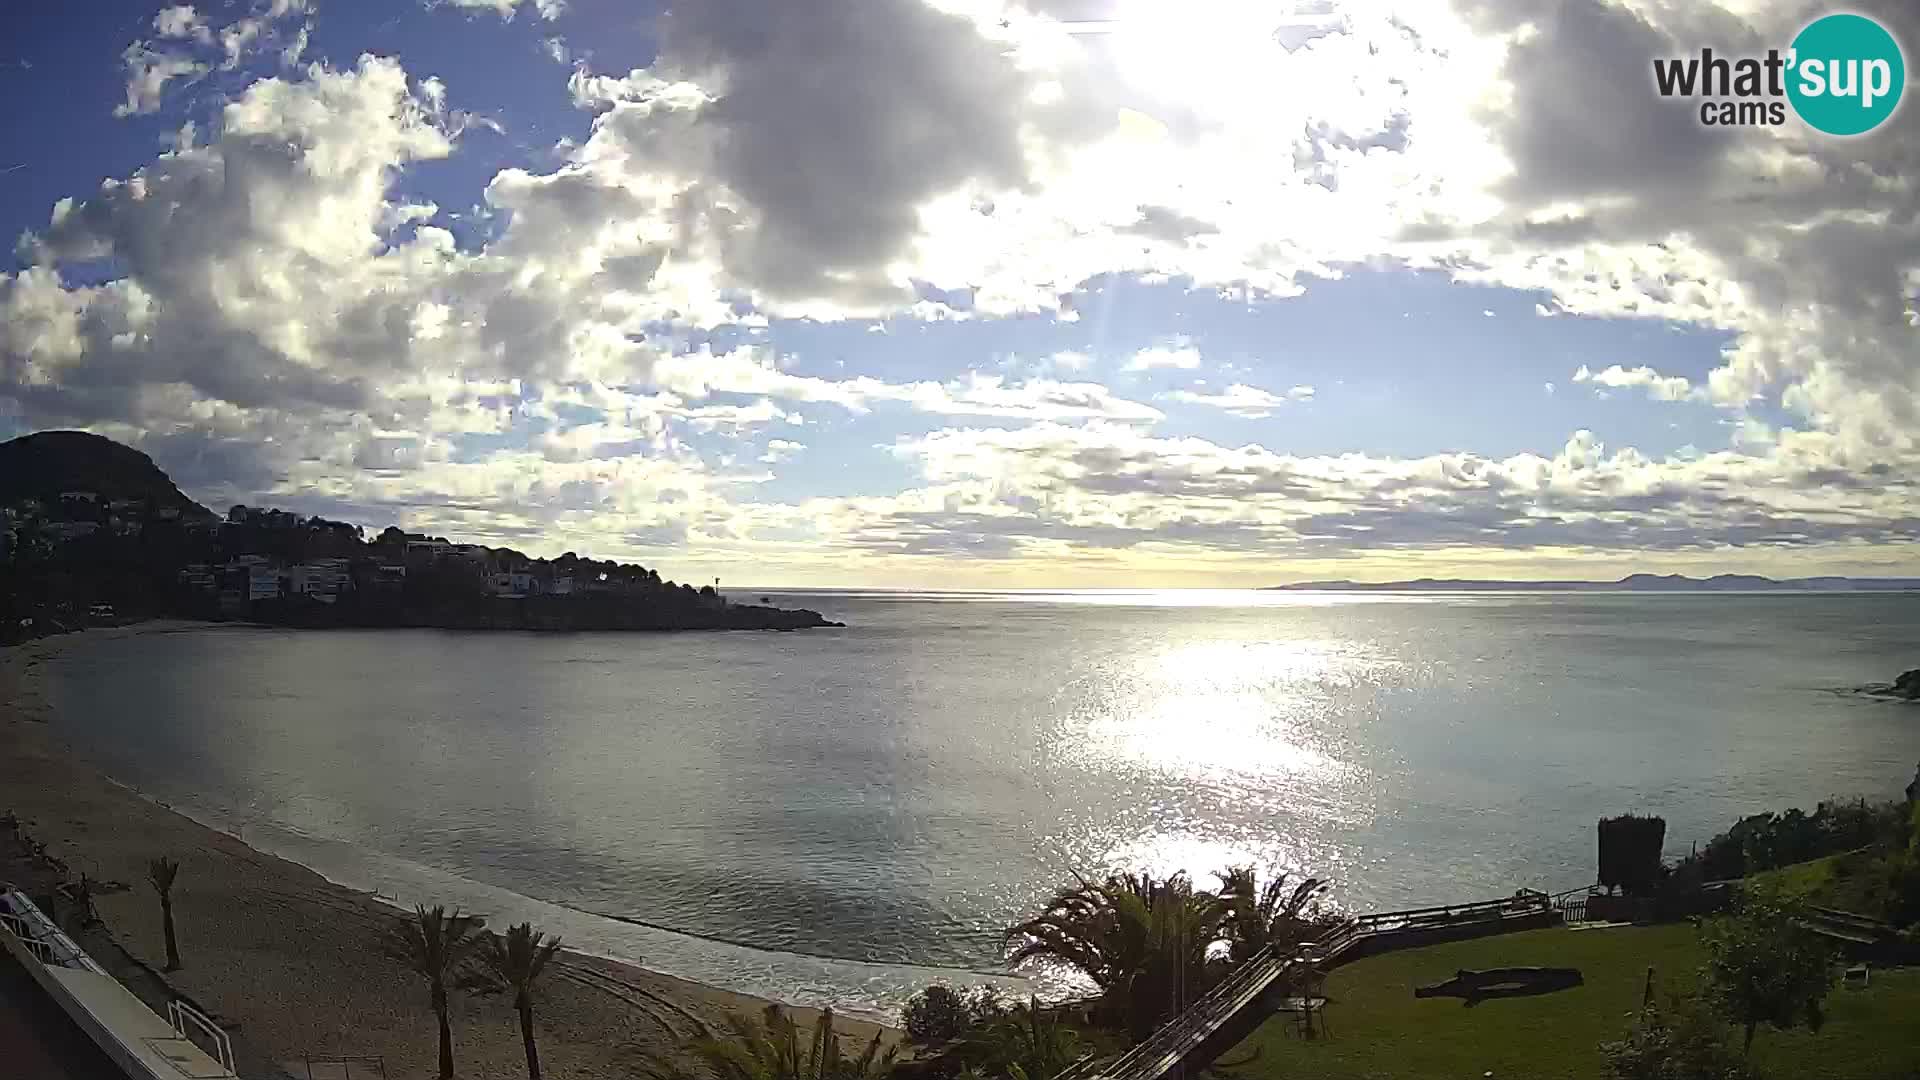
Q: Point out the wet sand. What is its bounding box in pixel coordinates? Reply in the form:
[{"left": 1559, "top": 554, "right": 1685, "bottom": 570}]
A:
[{"left": 0, "top": 621, "right": 899, "bottom": 1080}]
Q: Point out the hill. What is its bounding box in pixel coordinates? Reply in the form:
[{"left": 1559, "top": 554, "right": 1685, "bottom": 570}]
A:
[{"left": 0, "top": 430, "right": 213, "bottom": 519}]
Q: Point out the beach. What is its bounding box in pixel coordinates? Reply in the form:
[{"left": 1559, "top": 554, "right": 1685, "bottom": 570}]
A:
[{"left": 0, "top": 622, "right": 898, "bottom": 1080}]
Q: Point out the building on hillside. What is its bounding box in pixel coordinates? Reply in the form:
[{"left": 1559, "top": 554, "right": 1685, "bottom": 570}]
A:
[
  {"left": 59, "top": 491, "right": 100, "bottom": 504},
  {"left": 223, "top": 557, "right": 283, "bottom": 602},
  {"left": 178, "top": 564, "right": 218, "bottom": 592},
  {"left": 43, "top": 521, "right": 100, "bottom": 541},
  {"left": 289, "top": 559, "right": 352, "bottom": 603},
  {"left": 489, "top": 571, "right": 535, "bottom": 599},
  {"left": 549, "top": 575, "right": 574, "bottom": 596}
]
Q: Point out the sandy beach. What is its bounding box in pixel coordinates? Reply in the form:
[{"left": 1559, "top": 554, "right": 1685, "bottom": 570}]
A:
[{"left": 0, "top": 621, "right": 899, "bottom": 1080}]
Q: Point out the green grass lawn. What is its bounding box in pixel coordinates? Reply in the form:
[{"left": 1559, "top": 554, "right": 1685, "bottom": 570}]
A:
[{"left": 1223, "top": 924, "right": 1920, "bottom": 1080}]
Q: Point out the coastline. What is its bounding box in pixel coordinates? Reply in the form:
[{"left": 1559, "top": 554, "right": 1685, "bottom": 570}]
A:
[{"left": 1, "top": 621, "right": 900, "bottom": 1080}]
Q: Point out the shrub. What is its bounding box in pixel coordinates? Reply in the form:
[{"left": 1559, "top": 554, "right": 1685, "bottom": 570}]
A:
[
  {"left": 905, "top": 987, "right": 972, "bottom": 1044},
  {"left": 904, "top": 985, "right": 1008, "bottom": 1044},
  {"left": 1601, "top": 993, "right": 1757, "bottom": 1080},
  {"left": 1599, "top": 814, "right": 1667, "bottom": 896}
]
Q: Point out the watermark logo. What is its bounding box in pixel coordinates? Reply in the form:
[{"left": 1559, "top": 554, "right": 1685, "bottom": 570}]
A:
[{"left": 1652, "top": 11, "right": 1906, "bottom": 135}]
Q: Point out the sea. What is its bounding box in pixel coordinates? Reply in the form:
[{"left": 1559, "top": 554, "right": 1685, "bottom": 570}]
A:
[{"left": 39, "top": 590, "right": 1920, "bottom": 1019}]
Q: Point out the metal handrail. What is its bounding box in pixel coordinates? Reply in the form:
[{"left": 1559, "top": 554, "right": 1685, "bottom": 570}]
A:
[{"left": 168, "top": 998, "right": 236, "bottom": 1073}]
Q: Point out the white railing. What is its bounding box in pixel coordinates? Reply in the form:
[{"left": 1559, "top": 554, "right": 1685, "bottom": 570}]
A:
[
  {"left": 169, "top": 998, "right": 237, "bottom": 1073},
  {"left": 0, "top": 894, "right": 100, "bottom": 971},
  {"left": 0, "top": 909, "right": 59, "bottom": 965}
]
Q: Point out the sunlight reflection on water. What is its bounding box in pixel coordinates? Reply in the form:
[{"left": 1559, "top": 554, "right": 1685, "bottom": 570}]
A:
[{"left": 41, "top": 594, "right": 1920, "bottom": 1018}]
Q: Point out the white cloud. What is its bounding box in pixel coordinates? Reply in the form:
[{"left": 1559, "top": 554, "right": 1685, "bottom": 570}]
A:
[
  {"left": 115, "top": 0, "right": 312, "bottom": 115},
  {"left": 1167, "top": 383, "right": 1312, "bottom": 418},
  {"left": 114, "top": 44, "right": 208, "bottom": 117},
  {"left": 760, "top": 439, "right": 804, "bottom": 464},
  {"left": 10, "top": 0, "right": 1920, "bottom": 580},
  {"left": 154, "top": 6, "right": 213, "bottom": 44},
  {"left": 435, "top": 0, "right": 552, "bottom": 18},
  {"left": 1124, "top": 343, "right": 1202, "bottom": 371},
  {"left": 1572, "top": 364, "right": 1698, "bottom": 403}
]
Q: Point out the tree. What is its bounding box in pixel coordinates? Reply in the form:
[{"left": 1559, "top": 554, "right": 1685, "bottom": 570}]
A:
[
  {"left": 1004, "top": 871, "right": 1227, "bottom": 1039},
  {"left": 483, "top": 923, "right": 563, "bottom": 1080},
  {"left": 1699, "top": 898, "right": 1834, "bottom": 1054},
  {"left": 649, "top": 1004, "right": 893, "bottom": 1080},
  {"left": 146, "top": 857, "right": 181, "bottom": 971},
  {"left": 1215, "top": 866, "right": 1330, "bottom": 965},
  {"left": 391, "top": 905, "right": 489, "bottom": 1080},
  {"left": 1601, "top": 993, "right": 1758, "bottom": 1080}
]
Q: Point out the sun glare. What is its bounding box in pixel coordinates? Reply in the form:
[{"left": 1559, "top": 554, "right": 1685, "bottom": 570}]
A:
[{"left": 1072, "top": 0, "right": 1331, "bottom": 112}]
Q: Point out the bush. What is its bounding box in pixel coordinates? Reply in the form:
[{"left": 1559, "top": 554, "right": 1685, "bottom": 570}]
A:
[
  {"left": 903, "top": 985, "right": 1008, "bottom": 1044},
  {"left": 1678, "top": 797, "right": 1911, "bottom": 883},
  {"left": 1601, "top": 993, "right": 1757, "bottom": 1080}
]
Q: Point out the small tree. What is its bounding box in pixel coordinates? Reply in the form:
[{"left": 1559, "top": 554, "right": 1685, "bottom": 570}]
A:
[
  {"left": 1601, "top": 993, "right": 1757, "bottom": 1080},
  {"left": 483, "top": 923, "right": 563, "bottom": 1080},
  {"left": 1699, "top": 897, "right": 1834, "bottom": 1054},
  {"left": 391, "top": 905, "right": 490, "bottom": 1080},
  {"left": 146, "top": 857, "right": 182, "bottom": 971}
]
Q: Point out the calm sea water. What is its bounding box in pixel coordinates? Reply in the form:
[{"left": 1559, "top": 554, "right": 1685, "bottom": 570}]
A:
[{"left": 41, "top": 591, "right": 1920, "bottom": 1017}]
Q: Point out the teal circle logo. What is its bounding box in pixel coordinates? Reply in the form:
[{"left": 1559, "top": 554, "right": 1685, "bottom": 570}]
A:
[{"left": 1787, "top": 13, "right": 1905, "bottom": 136}]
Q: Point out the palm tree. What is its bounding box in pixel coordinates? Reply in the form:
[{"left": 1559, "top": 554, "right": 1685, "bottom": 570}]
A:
[
  {"left": 1004, "top": 871, "right": 1227, "bottom": 1039},
  {"left": 483, "top": 922, "right": 563, "bottom": 1080},
  {"left": 1215, "top": 866, "right": 1330, "bottom": 965},
  {"left": 146, "top": 857, "right": 181, "bottom": 971},
  {"left": 649, "top": 1003, "right": 894, "bottom": 1080},
  {"left": 390, "top": 905, "right": 489, "bottom": 1080}
]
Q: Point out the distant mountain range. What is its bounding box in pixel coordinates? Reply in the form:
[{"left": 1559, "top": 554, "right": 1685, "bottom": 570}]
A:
[{"left": 1268, "top": 574, "right": 1920, "bottom": 592}]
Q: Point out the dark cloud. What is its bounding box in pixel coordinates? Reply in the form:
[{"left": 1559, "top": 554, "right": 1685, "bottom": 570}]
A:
[{"left": 643, "top": 0, "right": 1049, "bottom": 306}]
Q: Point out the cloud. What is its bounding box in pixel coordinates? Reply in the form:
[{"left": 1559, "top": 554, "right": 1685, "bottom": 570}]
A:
[
  {"left": 869, "top": 422, "right": 1920, "bottom": 561},
  {"left": 651, "top": 349, "right": 1162, "bottom": 423},
  {"left": 115, "top": 44, "right": 210, "bottom": 117},
  {"left": 435, "top": 0, "right": 566, "bottom": 19},
  {"left": 154, "top": 6, "right": 213, "bottom": 44},
  {"left": 114, "top": 0, "right": 313, "bottom": 115},
  {"left": 1166, "top": 383, "right": 1313, "bottom": 418},
  {"left": 1572, "top": 364, "right": 1697, "bottom": 402},
  {"left": 1124, "top": 343, "right": 1202, "bottom": 370},
  {"left": 8, "top": 0, "right": 1920, "bottom": 581}
]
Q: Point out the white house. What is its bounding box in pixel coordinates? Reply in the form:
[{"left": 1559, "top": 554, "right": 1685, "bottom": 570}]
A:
[{"left": 289, "top": 559, "right": 352, "bottom": 603}]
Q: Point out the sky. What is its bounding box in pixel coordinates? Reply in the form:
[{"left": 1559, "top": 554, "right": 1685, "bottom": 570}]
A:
[{"left": 0, "top": 0, "right": 1916, "bottom": 587}]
